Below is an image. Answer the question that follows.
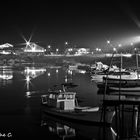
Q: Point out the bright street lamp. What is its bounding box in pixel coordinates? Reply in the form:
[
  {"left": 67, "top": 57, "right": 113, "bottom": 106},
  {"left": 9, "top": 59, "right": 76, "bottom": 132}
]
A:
[
  {"left": 118, "top": 44, "right": 122, "bottom": 47},
  {"left": 65, "top": 42, "right": 68, "bottom": 45},
  {"left": 48, "top": 45, "right": 51, "bottom": 49},
  {"left": 107, "top": 40, "right": 110, "bottom": 44},
  {"left": 113, "top": 47, "right": 117, "bottom": 52}
]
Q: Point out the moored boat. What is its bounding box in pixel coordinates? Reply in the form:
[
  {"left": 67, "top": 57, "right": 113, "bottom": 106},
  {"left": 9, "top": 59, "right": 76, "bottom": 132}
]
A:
[
  {"left": 92, "top": 70, "right": 138, "bottom": 83},
  {"left": 96, "top": 76, "right": 140, "bottom": 93},
  {"left": 41, "top": 84, "right": 115, "bottom": 126},
  {"left": 109, "top": 86, "right": 140, "bottom": 92}
]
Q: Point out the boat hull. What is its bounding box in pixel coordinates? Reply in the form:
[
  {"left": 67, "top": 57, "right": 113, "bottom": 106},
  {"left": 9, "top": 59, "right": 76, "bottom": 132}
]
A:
[
  {"left": 109, "top": 86, "right": 140, "bottom": 92},
  {"left": 41, "top": 105, "right": 115, "bottom": 126},
  {"left": 103, "top": 77, "right": 140, "bottom": 87}
]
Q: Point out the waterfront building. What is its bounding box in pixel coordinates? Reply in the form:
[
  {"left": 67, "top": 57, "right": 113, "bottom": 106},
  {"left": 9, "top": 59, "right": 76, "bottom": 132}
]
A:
[
  {"left": 23, "top": 42, "right": 46, "bottom": 56},
  {"left": 0, "top": 43, "right": 13, "bottom": 54}
]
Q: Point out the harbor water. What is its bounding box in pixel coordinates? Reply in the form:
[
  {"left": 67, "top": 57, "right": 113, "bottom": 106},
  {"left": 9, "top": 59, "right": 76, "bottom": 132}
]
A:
[{"left": 0, "top": 62, "right": 139, "bottom": 139}]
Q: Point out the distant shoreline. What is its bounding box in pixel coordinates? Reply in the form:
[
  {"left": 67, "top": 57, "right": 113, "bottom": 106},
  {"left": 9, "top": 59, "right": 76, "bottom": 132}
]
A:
[{"left": 0, "top": 53, "right": 138, "bottom": 70}]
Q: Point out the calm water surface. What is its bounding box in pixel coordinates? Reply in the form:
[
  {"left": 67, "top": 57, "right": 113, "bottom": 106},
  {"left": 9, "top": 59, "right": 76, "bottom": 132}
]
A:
[{"left": 0, "top": 65, "right": 136, "bottom": 139}]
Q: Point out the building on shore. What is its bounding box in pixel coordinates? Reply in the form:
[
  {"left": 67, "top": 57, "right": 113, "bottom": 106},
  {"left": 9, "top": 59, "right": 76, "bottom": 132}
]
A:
[
  {"left": 0, "top": 43, "right": 13, "bottom": 54},
  {"left": 65, "top": 47, "right": 90, "bottom": 55},
  {"left": 23, "top": 42, "right": 46, "bottom": 56}
]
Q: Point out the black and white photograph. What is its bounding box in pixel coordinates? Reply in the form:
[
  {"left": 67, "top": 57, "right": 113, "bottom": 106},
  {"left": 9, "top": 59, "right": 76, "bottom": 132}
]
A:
[{"left": 0, "top": 0, "right": 140, "bottom": 139}]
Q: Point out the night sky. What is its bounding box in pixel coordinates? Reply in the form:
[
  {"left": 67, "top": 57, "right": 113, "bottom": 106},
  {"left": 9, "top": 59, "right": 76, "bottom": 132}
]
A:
[{"left": 0, "top": 0, "right": 140, "bottom": 50}]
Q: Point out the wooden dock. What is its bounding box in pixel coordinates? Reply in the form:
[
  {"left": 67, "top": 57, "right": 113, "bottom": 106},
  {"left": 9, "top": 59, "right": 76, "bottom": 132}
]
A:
[{"left": 102, "top": 98, "right": 140, "bottom": 139}]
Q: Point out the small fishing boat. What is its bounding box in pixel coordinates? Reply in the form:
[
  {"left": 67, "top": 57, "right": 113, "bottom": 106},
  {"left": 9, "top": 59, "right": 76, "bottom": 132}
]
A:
[
  {"left": 109, "top": 86, "right": 140, "bottom": 92},
  {"left": 96, "top": 52, "right": 140, "bottom": 93},
  {"left": 91, "top": 70, "right": 137, "bottom": 83},
  {"left": 96, "top": 76, "right": 140, "bottom": 93},
  {"left": 41, "top": 84, "right": 115, "bottom": 126},
  {"left": 103, "top": 76, "right": 140, "bottom": 87}
]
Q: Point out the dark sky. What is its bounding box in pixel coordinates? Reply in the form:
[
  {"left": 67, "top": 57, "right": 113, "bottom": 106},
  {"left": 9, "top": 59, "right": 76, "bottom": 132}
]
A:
[{"left": 0, "top": 0, "right": 140, "bottom": 50}]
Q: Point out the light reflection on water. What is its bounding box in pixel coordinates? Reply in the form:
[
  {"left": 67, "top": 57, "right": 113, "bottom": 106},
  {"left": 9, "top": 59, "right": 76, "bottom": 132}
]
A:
[
  {"left": 40, "top": 112, "right": 116, "bottom": 140},
  {"left": 0, "top": 65, "right": 139, "bottom": 139},
  {"left": 0, "top": 66, "right": 13, "bottom": 86}
]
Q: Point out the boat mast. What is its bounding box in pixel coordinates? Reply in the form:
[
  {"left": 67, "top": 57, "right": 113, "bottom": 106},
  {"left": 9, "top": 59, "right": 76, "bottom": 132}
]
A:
[
  {"left": 103, "top": 52, "right": 115, "bottom": 100},
  {"left": 119, "top": 52, "right": 122, "bottom": 101},
  {"left": 135, "top": 49, "right": 139, "bottom": 79}
]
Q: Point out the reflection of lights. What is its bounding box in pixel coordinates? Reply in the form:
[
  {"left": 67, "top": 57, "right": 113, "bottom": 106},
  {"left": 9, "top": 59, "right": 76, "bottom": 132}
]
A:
[
  {"left": 110, "top": 127, "right": 117, "bottom": 136},
  {"left": 26, "top": 76, "right": 30, "bottom": 82},
  {"left": 26, "top": 91, "right": 31, "bottom": 98},
  {"left": 0, "top": 74, "right": 13, "bottom": 80},
  {"left": 65, "top": 75, "right": 68, "bottom": 83},
  {"left": 0, "top": 68, "right": 13, "bottom": 80},
  {"left": 24, "top": 67, "right": 46, "bottom": 79},
  {"left": 68, "top": 70, "right": 72, "bottom": 75},
  {"left": 25, "top": 75, "right": 31, "bottom": 91},
  {"left": 77, "top": 70, "right": 86, "bottom": 74}
]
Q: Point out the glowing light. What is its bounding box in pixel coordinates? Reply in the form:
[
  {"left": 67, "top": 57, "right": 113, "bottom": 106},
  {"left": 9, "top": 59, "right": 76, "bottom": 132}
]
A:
[
  {"left": 107, "top": 40, "right": 110, "bottom": 44},
  {"left": 24, "top": 67, "right": 46, "bottom": 79},
  {"left": 26, "top": 91, "right": 31, "bottom": 98},
  {"left": 48, "top": 73, "right": 50, "bottom": 76},
  {"left": 26, "top": 75, "right": 30, "bottom": 82},
  {"left": 65, "top": 76, "right": 68, "bottom": 83},
  {"left": 118, "top": 44, "right": 122, "bottom": 47},
  {"left": 48, "top": 45, "right": 51, "bottom": 49},
  {"left": 65, "top": 42, "right": 68, "bottom": 45},
  {"left": 96, "top": 48, "right": 99, "bottom": 51},
  {"left": 56, "top": 69, "right": 58, "bottom": 73},
  {"left": 25, "top": 75, "right": 31, "bottom": 91},
  {"left": 68, "top": 70, "right": 72, "bottom": 75},
  {"left": 26, "top": 41, "right": 30, "bottom": 46},
  {"left": 113, "top": 48, "right": 117, "bottom": 52},
  {"left": 31, "top": 47, "right": 35, "bottom": 52}
]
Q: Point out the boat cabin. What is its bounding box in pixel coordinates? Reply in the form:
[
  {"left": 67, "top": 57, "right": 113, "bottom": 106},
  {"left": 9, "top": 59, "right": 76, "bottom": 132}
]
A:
[{"left": 42, "top": 90, "right": 76, "bottom": 111}]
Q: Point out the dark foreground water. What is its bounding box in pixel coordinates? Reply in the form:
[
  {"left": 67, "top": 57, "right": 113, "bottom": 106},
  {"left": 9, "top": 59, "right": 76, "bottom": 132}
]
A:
[{"left": 0, "top": 64, "right": 138, "bottom": 139}]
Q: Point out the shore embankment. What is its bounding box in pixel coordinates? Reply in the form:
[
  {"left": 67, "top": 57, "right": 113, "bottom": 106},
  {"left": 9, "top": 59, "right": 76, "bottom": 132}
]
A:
[{"left": 0, "top": 54, "right": 139, "bottom": 70}]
